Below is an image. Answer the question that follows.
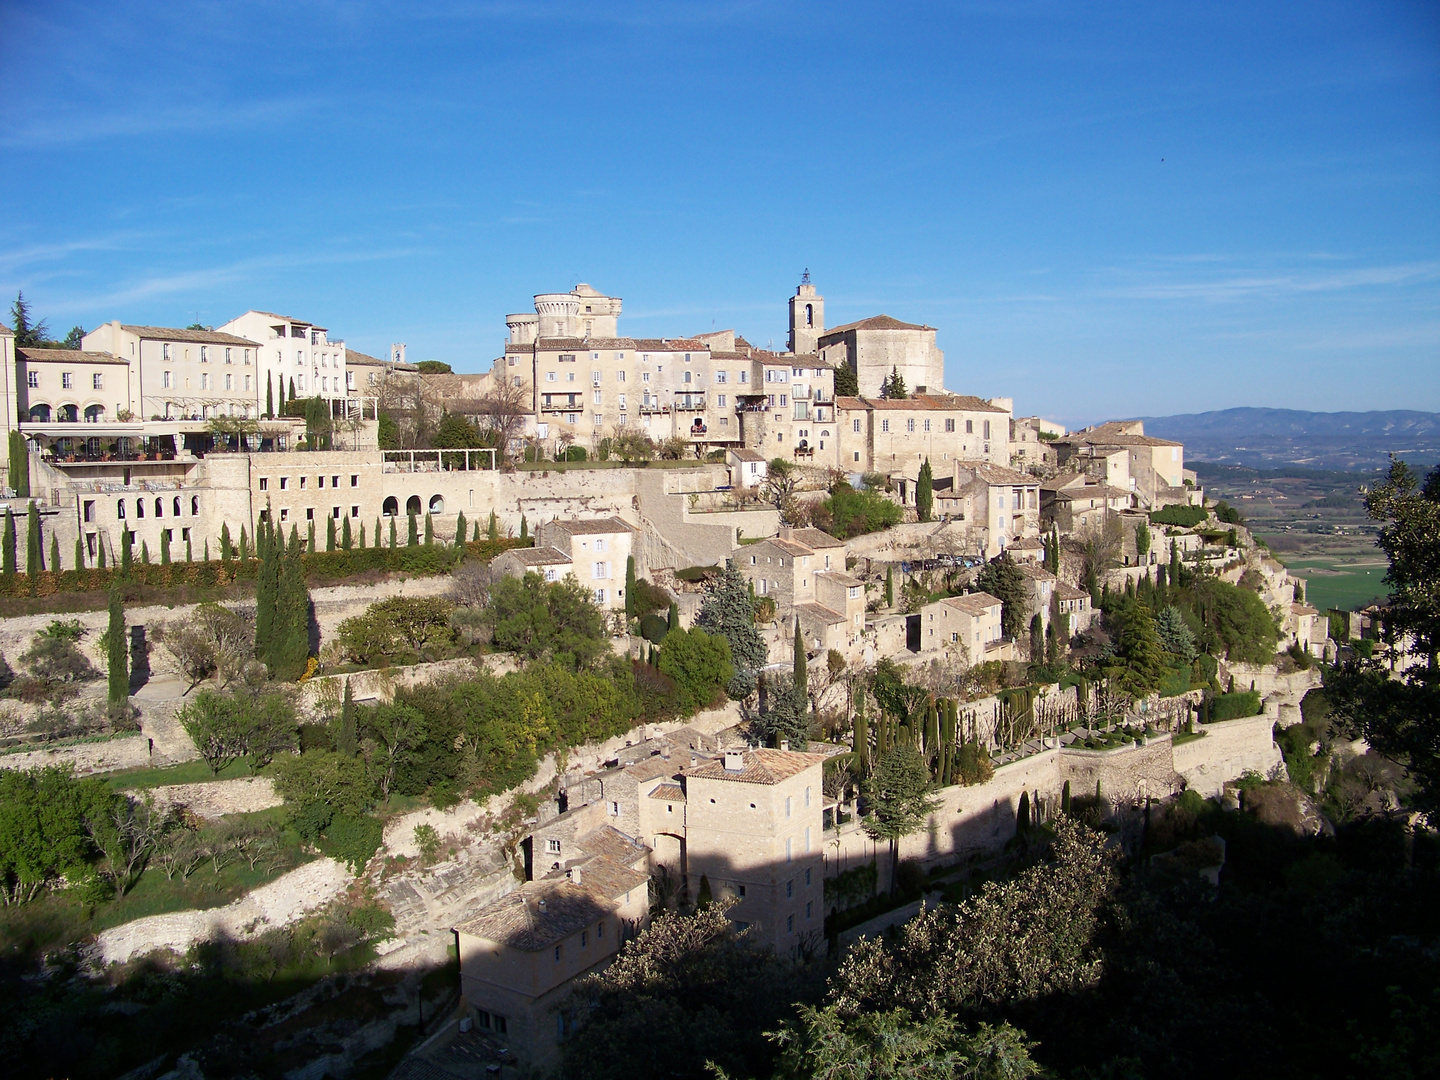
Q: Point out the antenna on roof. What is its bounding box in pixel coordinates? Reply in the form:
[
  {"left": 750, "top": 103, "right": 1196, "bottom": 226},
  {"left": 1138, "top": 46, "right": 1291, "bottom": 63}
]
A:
[{"left": 800, "top": 268, "right": 811, "bottom": 285}]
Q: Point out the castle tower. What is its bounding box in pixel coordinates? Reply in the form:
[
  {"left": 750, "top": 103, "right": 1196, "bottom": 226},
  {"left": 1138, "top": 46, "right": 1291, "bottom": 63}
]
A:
[{"left": 788, "top": 271, "right": 824, "bottom": 355}]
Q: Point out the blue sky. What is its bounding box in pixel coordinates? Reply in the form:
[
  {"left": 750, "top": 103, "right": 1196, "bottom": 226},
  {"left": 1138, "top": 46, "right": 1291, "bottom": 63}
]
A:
[{"left": 1, "top": 1, "right": 1436, "bottom": 425}]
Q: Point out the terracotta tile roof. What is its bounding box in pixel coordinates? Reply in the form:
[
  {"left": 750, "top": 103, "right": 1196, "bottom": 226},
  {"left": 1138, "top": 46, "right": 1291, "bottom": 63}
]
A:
[
  {"left": 16, "top": 347, "right": 127, "bottom": 365},
  {"left": 1065, "top": 422, "right": 1181, "bottom": 448},
  {"left": 552, "top": 516, "right": 634, "bottom": 535},
  {"left": 764, "top": 537, "right": 813, "bottom": 557},
  {"left": 631, "top": 338, "right": 708, "bottom": 351},
  {"left": 1292, "top": 603, "right": 1320, "bottom": 616},
  {"left": 120, "top": 325, "right": 258, "bottom": 346},
  {"left": 1007, "top": 536, "right": 1045, "bottom": 549},
  {"left": 796, "top": 601, "right": 846, "bottom": 624},
  {"left": 817, "top": 569, "right": 864, "bottom": 587},
  {"left": 729, "top": 448, "right": 766, "bottom": 462},
  {"left": 501, "top": 545, "right": 572, "bottom": 566},
  {"left": 938, "top": 592, "right": 1003, "bottom": 617},
  {"left": 1015, "top": 562, "right": 1057, "bottom": 582},
  {"left": 573, "top": 826, "right": 648, "bottom": 864},
  {"left": 504, "top": 343, "right": 536, "bottom": 354},
  {"left": 647, "top": 783, "right": 686, "bottom": 801},
  {"left": 247, "top": 311, "right": 314, "bottom": 325},
  {"left": 786, "top": 527, "right": 846, "bottom": 550},
  {"left": 822, "top": 314, "right": 933, "bottom": 335},
  {"left": 1050, "top": 484, "right": 1131, "bottom": 502},
  {"left": 453, "top": 862, "right": 644, "bottom": 950},
  {"left": 623, "top": 755, "right": 684, "bottom": 784},
  {"left": 954, "top": 461, "right": 1037, "bottom": 486},
  {"left": 1055, "top": 583, "right": 1091, "bottom": 601},
  {"left": 344, "top": 348, "right": 387, "bottom": 366},
  {"left": 684, "top": 748, "right": 825, "bottom": 785},
  {"left": 835, "top": 394, "right": 1008, "bottom": 413}
]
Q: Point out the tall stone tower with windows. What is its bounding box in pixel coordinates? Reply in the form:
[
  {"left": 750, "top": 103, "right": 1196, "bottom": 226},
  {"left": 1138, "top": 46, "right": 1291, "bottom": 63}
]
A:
[{"left": 788, "top": 271, "right": 824, "bottom": 355}]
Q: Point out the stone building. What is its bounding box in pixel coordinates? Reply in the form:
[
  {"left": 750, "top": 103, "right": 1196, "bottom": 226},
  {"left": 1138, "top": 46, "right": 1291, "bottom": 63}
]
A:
[
  {"left": 818, "top": 314, "right": 944, "bottom": 398},
  {"left": 217, "top": 311, "right": 350, "bottom": 412},
  {"left": 930, "top": 460, "right": 1041, "bottom": 559},
  {"left": 917, "top": 591, "right": 1005, "bottom": 659},
  {"left": 15, "top": 347, "right": 133, "bottom": 425},
  {"left": 1053, "top": 421, "right": 1197, "bottom": 510},
  {"left": 535, "top": 517, "right": 636, "bottom": 612},
  {"left": 836, "top": 394, "right": 1012, "bottom": 475},
  {"left": 81, "top": 322, "right": 264, "bottom": 420}
]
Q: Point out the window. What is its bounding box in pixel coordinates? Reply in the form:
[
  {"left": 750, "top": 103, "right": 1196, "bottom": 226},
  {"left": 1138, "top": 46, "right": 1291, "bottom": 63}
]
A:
[
  {"left": 554, "top": 946, "right": 562, "bottom": 962},
  {"left": 135, "top": 500, "right": 144, "bottom": 518},
  {"left": 116, "top": 499, "right": 125, "bottom": 519},
  {"left": 597, "top": 921, "right": 604, "bottom": 939},
  {"left": 787, "top": 914, "right": 794, "bottom": 933},
  {"left": 806, "top": 901, "right": 813, "bottom": 920},
  {"left": 163, "top": 343, "right": 172, "bottom": 360},
  {"left": 225, "top": 374, "right": 232, "bottom": 390},
  {"left": 737, "top": 884, "right": 747, "bottom": 897},
  {"left": 779, "top": 394, "right": 787, "bottom": 407},
  {"left": 225, "top": 348, "right": 231, "bottom": 363},
  {"left": 544, "top": 568, "right": 558, "bottom": 582},
  {"left": 259, "top": 478, "right": 269, "bottom": 492},
  {"left": 593, "top": 561, "right": 609, "bottom": 579},
  {"left": 200, "top": 346, "right": 208, "bottom": 363},
  {"left": 616, "top": 370, "right": 626, "bottom": 382},
  {"left": 333, "top": 506, "right": 342, "bottom": 519},
  {"left": 92, "top": 373, "right": 103, "bottom": 390},
  {"left": 351, "top": 505, "right": 359, "bottom": 517},
  {"left": 280, "top": 477, "right": 289, "bottom": 490},
  {"left": 906, "top": 418, "right": 915, "bottom": 432},
  {"left": 805, "top": 867, "right": 812, "bottom": 886},
  {"left": 546, "top": 371, "right": 557, "bottom": 382},
  {"left": 984, "top": 421, "right": 992, "bottom": 439},
  {"left": 244, "top": 349, "right": 251, "bottom": 365},
  {"left": 581, "top": 930, "right": 588, "bottom": 947},
  {"left": 280, "top": 508, "right": 289, "bottom": 521},
  {"left": 804, "top": 786, "right": 811, "bottom": 808},
  {"left": 923, "top": 419, "right": 931, "bottom": 432},
  {"left": 881, "top": 419, "right": 890, "bottom": 433},
  {"left": 299, "top": 476, "right": 307, "bottom": 489},
  {"left": 592, "top": 370, "right": 601, "bottom": 384},
  {"left": 201, "top": 373, "right": 210, "bottom": 390},
  {"left": 592, "top": 389, "right": 602, "bottom": 405},
  {"left": 162, "top": 370, "right": 172, "bottom": 388},
  {"left": 306, "top": 508, "right": 314, "bottom": 521},
  {"left": 945, "top": 418, "right": 955, "bottom": 432},
  {"left": 715, "top": 370, "right": 726, "bottom": 383},
  {"left": 593, "top": 588, "right": 606, "bottom": 604},
  {"left": 786, "top": 880, "right": 793, "bottom": 898},
  {"left": 805, "top": 825, "right": 812, "bottom": 851},
  {"left": 642, "top": 372, "right": 650, "bottom": 383},
  {"left": 739, "top": 370, "right": 748, "bottom": 384},
  {"left": 546, "top": 839, "right": 561, "bottom": 854},
  {"left": 785, "top": 796, "right": 792, "bottom": 818},
  {"left": 966, "top": 420, "right": 974, "bottom": 434},
  {"left": 594, "top": 537, "right": 607, "bottom": 553},
  {"left": 609, "top": 801, "right": 620, "bottom": 816},
  {"left": 786, "top": 837, "right": 792, "bottom": 862},
  {"left": 26, "top": 371, "right": 37, "bottom": 388},
  {"left": 62, "top": 372, "right": 73, "bottom": 389}
]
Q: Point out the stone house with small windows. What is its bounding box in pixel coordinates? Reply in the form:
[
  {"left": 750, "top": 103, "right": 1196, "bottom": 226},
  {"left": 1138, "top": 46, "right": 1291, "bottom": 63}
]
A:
[
  {"left": 1015, "top": 561, "right": 1058, "bottom": 630},
  {"left": 1053, "top": 421, "right": 1194, "bottom": 510},
  {"left": 733, "top": 527, "right": 862, "bottom": 653},
  {"left": 727, "top": 446, "right": 769, "bottom": 489},
  {"left": 1054, "top": 582, "right": 1096, "bottom": 635},
  {"left": 837, "top": 394, "right": 1012, "bottom": 475},
  {"left": 15, "top": 347, "right": 133, "bottom": 426},
  {"left": 1040, "top": 475, "right": 1133, "bottom": 535},
  {"left": 492, "top": 545, "right": 574, "bottom": 585},
  {"left": 535, "top": 516, "right": 636, "bottom": 612},
  {"left": 931, "top": 460, "right": 1041, "bottom": 559},
  {"left": 81, "top": 322, "right": 263, "bottom": 421},
  {"left": 917, "top": 591, "right": 1005, "bottom": 660},
  {"left": 217, "top": 310, "right": 350, "bottom": 412}
]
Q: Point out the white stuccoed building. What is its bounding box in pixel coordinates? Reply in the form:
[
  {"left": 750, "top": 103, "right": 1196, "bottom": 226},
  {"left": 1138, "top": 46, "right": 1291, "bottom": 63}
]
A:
[{"left": 218, "top": 311, "right": 350, "bottom": 414}]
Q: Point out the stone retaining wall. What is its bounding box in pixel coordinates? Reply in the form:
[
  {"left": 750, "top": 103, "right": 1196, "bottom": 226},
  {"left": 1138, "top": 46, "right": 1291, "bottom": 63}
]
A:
[
  {"left": 0, "top": 730, "right": 151, "bottom": 774},
  {"left": 137, "top": 776, "right": 282, "bottom": 818}
]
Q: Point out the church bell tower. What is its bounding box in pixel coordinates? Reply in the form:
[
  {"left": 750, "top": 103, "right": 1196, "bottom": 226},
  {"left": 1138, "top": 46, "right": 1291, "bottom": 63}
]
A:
[{"left": 788, "top": 270, "right": 824, "bottom": 355}]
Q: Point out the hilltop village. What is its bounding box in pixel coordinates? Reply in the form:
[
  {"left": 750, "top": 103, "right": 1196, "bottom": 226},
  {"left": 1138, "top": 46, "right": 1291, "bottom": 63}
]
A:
[{"left": 0, "top": 279, "right": 1352, "bottom": 1079}]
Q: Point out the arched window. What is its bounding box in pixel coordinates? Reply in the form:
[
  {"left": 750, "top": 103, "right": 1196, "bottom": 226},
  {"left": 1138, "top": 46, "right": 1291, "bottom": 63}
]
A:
[
  {"left": 28, "top": 404, "right": 50, "bottom": 422},
  {"left": 136, "top": 500, "right": 144, "bottom": 519},
  {"left": 406, "top": 495, "right": 422, "bottom": 516},
  {"left": 804, "top": 303, "right": 813, "bottom": 328},
  {"left": 382, "top": 496, "right": 399, "bottom": 517},
  {"left": 84, "top": 405, "right": 104, "bottom": 423},
  {"left": 56, "top": 404, "right": 78, "bottom": 422},
  {"left": 174, "top": 497, "right": 181, "bottom": 517},
  {"left": 117, "top": 499, "right": 125, "bottom": 519},
  {"left": 155, "top": 498, "right": 164, "bottom": 518},
  {"left": 191, "top": 496, "right": 199, "bottom": 515},
  {"left": 429, "top": 495, "right": 445, "bottom": 514}
]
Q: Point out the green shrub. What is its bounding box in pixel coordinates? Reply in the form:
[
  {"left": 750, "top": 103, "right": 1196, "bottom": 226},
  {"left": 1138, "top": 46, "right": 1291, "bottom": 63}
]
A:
[
  {"left": 337, "top": 595, "right": 456, "bottom": 664},
  {"left": 1209, "top": 689, "right": 1262, "bottom": 722},
  {"left": 639, "top": 613, "right": 670, "bottom": 643},
  {"left": 318, "top": 814, "right": 384, "bottom": 872},
  {"left": 1149, "top": 505, "right": 1208, "bottom": 528}
]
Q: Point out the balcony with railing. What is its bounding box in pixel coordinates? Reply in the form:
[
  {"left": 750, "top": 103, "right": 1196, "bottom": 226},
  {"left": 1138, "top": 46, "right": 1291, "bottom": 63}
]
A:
[
  {"left": 674, "top": 396, "right": 707, "bottom": 412},
  {"left": 540, "top": 395, "right": 583, "bottom": 413}
]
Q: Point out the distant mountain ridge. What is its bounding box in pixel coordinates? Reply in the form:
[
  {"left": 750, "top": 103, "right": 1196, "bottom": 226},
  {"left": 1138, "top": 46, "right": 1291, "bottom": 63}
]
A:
[{"left": 1134, "top": 408, "right": 1440, "bottom": 471}]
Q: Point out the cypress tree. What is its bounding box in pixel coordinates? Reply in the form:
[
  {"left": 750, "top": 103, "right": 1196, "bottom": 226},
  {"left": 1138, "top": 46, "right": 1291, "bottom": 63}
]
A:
[
  {"left": 359, "top": 520, "right": 367, "bottom": 548},
  {"left": 8, "top": 430, "right": 30, "bottom": 497},
  {"left": 424, "top": 512, "right": 434, "bottom": 545},
  {"left": 140, "top": 540, "right": 150, "bottom": 566},
  {"left": 1017, "top": 790, "right": 1031, "bottom": 834},
  {"left": 793, "top": 619, "right": 808, "bottom": 726},
  {"left": 472, "top": 520, "right": 481, "bottom": 543},
  {"left": 916, "top": 457, "right": 933, "bottom": 523},
  {"left": 105, "top": 587, "right": 128, "bottom": 711},
  {"left": 341, "top": 514, "right": 352, "bottom": 550},
  {"left": 160, "top": 528, "right": 171, "bottom": 565},
  {"left": 120, "top": 530, "right": 132, "bottom": 577},
  {"left": 307, "top": 521, "right": 315, "bottom": 554},
  {"left": 884, "top": 564, "right": 893, "bottom": 607},
  {"left": 266, "top": 374, "right": 274, "bottom": 418},
  {"left": 25, "top": 502, "right": 41, "bottom": 574},
  {"left": 487, "top": 511, "right": 498, "bottom": 542},
  {"left": 74, "top": 536, "right": 84, "bottom": 571},
  {"left": 389, "top": 517, "right": 398, "bottom": 549},
  {"left": 255, "top": 519, "right": 278, "bottom": 668},
  {"left": 336, "top": 679, "right": 358, "bottom": 755},
  {"left": 853, "top": 694, "right": 869, "bottom": 772},
  {"left": 326, "top": 515, "right": 336, "bottom": 551},
  {"left": 220, "top": 523, "right": 233, "bottom": 565},
  {"left": 2, "top": 507, "right": 14, "bottom": 576},
  {"left": 48, "top": 532, "right": 58, "bottom": 574},
  {"left": 269, "top": 525, "right": 311, "bottom": 680},
  {"left": 98, "top": 534, "right": 107, "bottom": 569},
  {"left": 373, "top": 517, "right": 382, "bottom": 548},
  {"left": 520, "top": 514, "right": 528, "bottom": 539},
  {"left": 625, "top": 556, "right": 637, "bottom": 618},
  {"left": 454, "top": 511, "right": 467, "bottom": 548},
  {"left": 1030, "top": 613, "right": 1043, "bottom": 663},
  {"left": 239, "top": 525, "right": 249, "bottom": 564},
  {"left": 288, "top": 376, "right": 296, "bottom": 402},
  {"left": 203, "top": 538, "right": 209, "bottom": 562},
  {"left": 407, "top": 513, "right": 418, "bottom": 546},
  {"left": 186, "top": 536, "right": 193, "bottom": 562}
]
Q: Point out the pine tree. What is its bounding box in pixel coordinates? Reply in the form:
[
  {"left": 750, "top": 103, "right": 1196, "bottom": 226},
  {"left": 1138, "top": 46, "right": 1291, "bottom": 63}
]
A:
[
  {"left": 48, "top": 533, "right": 58, "bottom": 574},
  {"left": 424, "top": 512, "right": 434, "bottom": 545},
  {"left": 25, "top": 502, "right": 41, "bottom": 574},
  {"left": 695, "top": 562, "right": 767, "bottom": 698},
  {"left": 487, "top": 511, "right": 498, "bottom": 542},
  {"left": 389, "top": 518, "right": 397, "bottom": 549},
  {"left": 337, "top": 679, "right": 358, "bottom": 755},
  {"left": 74, "top": 536, "right": 84, "bottom": 571},
  {"left": 326, "top": 515, "right": 336, "bottom": 551},
  {"left": 519, "top": 514, "right": 528, "bottom": 539},
  {"left": 1, "top": 508, "right": 13, "bottom": 577},
  {"left": 407, "top": 513, "right": 418, "bottom": 546},
  {"left": 105, "top": 587, "right": 128, "bottom": 711},
  {"left": 239, "top": 525, "right": 249, "bottom": 564},
  {"left": 916, "top": 458, "right": 933, "bottom": 523},
  {"left": 341, "top": 515, "right": 352, "bottom": 550},
  {"left": 833, "top": 361, "right": 859, "bottom": 398},
  {"left": 454, "top": 511, "right": 467, "bottom": 548},
  {"left": 625, "top": 556, "right": 637, "bottom": 618},
  {"left": 121, "top": 530, "right": 133, "bottom": 577},
  {"left": 220, "top": 523, "right": 233, "bottom": 565},
  {"left": 160, "top": 528, "right": 171, "bottom": 565}
]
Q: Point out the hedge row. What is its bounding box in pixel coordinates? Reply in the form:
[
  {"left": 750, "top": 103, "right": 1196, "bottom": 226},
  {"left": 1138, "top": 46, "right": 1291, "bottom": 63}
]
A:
[
  {"left": 1207, "top": 689, "right": 1263, "bottom": 722},
  {"left": 0, "top": 537, "right": 532, "bottom": 599},
  {"left": 1149, "top": 504, "right": 1209, "bottom": 528}
]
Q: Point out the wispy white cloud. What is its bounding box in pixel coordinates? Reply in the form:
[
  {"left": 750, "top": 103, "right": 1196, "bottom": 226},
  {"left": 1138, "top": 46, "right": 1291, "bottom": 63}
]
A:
[
  {"left": 1098, "top": 260, "right": 1440, "bottom": 302},
  {"left": 0, "top": 93, "right": 335, "bottom": 149}
]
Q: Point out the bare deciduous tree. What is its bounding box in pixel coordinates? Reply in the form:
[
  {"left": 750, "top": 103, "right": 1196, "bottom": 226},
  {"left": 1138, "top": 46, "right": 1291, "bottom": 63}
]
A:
[{"left": 472, "top": 376, "right": 532, "bottom": 462}]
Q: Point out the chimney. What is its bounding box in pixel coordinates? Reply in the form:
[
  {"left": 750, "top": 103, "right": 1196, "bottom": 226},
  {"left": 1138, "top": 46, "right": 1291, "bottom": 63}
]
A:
[
  {"left": 538, "top": 898, "right": 547, "bottom": 913},
  {"left": 724, "top": 750, "right": 745, "bottom": 772},
  {"left": 568, "top": 866, "right": 582, "bottom": 885},
  {"left": 779, "top": 740, "right": 790, "bottom": 752},
  {"left": 779, "top": 526, "right": 794, "bottom": 541}
]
